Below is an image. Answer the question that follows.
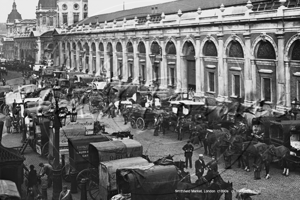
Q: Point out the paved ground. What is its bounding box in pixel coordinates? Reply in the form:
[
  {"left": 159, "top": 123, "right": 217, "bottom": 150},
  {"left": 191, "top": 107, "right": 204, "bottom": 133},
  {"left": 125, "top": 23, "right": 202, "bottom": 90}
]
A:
[{"left": 1, "top": 71, "right": 300, "bottom": 200}]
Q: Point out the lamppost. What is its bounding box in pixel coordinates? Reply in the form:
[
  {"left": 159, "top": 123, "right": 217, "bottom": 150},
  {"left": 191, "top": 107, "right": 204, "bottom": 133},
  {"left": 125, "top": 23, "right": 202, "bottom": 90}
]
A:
[
  {"left": 291, "top": 98, "right": 300, "bottom": 120},
  {"left": 20, "top": 91, "right": 26, "bottom": 143},
  {"left": 36, "top": 84, "right": 77, "bottom": 200}
]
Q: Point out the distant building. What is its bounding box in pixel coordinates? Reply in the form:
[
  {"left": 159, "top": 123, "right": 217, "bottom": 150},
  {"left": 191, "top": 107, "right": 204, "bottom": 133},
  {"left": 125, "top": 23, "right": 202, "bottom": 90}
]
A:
[
  {"left": 53, "top": 0, "right": 300, "bottom": 111},
  {"left": 13, "top": 0, "right": 88, "bottom": 65}
]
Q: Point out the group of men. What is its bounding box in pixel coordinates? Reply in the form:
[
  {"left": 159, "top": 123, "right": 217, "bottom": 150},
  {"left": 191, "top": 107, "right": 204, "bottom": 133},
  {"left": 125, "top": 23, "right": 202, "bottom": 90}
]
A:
[
  {"left": 182, "top": 140, "right": 218, "bottom": 180},
  {"left": 26, "top": 163, "right": 72, "bottom": 200}
]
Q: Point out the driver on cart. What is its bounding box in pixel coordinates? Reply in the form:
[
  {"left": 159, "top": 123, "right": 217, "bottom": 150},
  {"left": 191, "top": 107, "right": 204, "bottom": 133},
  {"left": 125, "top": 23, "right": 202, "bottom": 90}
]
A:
[{"left": 251, "top": 118, "right": 264, "bottom": 143}]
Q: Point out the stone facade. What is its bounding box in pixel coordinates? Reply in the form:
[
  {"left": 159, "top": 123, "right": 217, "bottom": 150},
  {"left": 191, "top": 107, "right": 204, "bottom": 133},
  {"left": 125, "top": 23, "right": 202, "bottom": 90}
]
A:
[{"left": 54, "top": 1, "right": 300, "bottom": 110}]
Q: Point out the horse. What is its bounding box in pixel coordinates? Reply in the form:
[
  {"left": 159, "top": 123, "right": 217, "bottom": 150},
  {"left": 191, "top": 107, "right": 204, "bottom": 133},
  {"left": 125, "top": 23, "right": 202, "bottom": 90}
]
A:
[
  {"left": 261, "top": 144, "right": 294, "bottom": 178},
  {"left": 189, "top": 121, "right": 208, "bottom": 146},
  {"left": 203, "top": 128, "right": 230, "bottom": 157},
  {"left": 153, "top": 113, "right": 176, "bottom": 135}
]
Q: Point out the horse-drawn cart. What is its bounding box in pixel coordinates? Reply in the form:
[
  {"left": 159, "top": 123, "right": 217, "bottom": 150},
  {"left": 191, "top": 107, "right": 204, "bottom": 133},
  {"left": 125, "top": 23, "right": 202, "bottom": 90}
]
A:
[
  {"left": 130, "top": 107, "right": 166, "bottom": 130},
  {"left": 68, "top": 139, "right": 143, "bottom": 200},
  {"left": 115, "top": 165, "right": 180, "bottom": 200},
  {"left": 99, "top": 157, "right": 150, "bottom": 200},
  {"left": 269, "top": 120, "right": 300, "bottom": 166}
]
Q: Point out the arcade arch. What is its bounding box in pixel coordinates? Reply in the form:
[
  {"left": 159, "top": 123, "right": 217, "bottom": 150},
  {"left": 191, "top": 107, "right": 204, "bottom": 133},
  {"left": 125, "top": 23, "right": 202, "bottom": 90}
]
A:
[
  {"left": 165, "top": 41, "right": 176, "bottom": 87},
  {"left": 138, "top": 41, "right": 146, "bottom": 83},
  {"left": 182, "top": 41, "right": 196, "bottom": 90}
]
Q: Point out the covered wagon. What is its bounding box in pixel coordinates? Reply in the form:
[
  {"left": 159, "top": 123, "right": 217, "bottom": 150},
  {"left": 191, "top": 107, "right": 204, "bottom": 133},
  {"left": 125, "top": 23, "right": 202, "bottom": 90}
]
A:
[
  {"left": 116, "top": 165, "right": 180, "bottom": 200},
  {"left": 98, "top": 157, "right": 150, "bottom": 200}
]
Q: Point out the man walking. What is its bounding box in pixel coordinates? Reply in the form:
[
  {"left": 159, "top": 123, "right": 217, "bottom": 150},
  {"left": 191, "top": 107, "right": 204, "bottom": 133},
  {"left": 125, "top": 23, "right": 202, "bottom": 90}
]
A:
[
  {"left": 195, "top": 154, "right": 206, "bottom": 180},
  {"left": 39, "top": 163, "right": 53, "bottom": 188},
  {"left": 182, "top": 140, "right": 194, "bottom": 168},
  {"left": 207, "top": 156, "right": 218, "bottom": 176},
  {"left": 27, "top": 165, "right": 40, "bottom": 197},
  {"left": 59, "top": 185, "right": 73, "bottom": 200}
]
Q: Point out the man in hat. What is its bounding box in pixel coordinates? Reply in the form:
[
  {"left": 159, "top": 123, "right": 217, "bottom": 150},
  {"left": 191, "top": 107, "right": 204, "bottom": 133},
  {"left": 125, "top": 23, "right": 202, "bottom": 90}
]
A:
[
  {"left": 182, "top": 140, "right": 194, "bottom": 168},
  {"left": 206, "top": 156, "right": 218, "bottom": 177},
  {"left": 39, "top": 163, "right": 53, "bottom": 188},
  {"left": 59, "top": 185, "right": 73, "bottom": 200},
  {"left": 195, "top": 154, "right": 206, "bottom": 180},
  {"left": 251, "top": 118, "right": 264, "bottom": 143}
]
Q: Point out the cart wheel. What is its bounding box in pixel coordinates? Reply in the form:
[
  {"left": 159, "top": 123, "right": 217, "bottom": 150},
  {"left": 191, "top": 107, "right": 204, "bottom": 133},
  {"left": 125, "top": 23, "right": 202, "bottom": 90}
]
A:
[
  {"left": 88, "top": 180, "right": 100, "bottom": 200},
  {"left": 76, "top": 169, "right": 98, "bottom": 190},
  {"left": 136, "top": 117, "right": 145, "bottom": 130},
  {"left": 41, "top": 142, "right": 49, "bottom": 158},
  {"left": 3, "top": 105, "right": 9, "bottom": 115},
  {"left": 130, "top": 118, "right": 136, "bottom": 129},
  {"left": 29, "top": 138, "right": 37, "bottom": 152},
  {"left": 0, "top": 104, "right": 4, "bottom": 114}
]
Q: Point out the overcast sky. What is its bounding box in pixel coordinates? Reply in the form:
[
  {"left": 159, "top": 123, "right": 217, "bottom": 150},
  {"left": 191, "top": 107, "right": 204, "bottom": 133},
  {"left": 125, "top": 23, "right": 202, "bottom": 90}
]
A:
[{"left": 0, "top": 0, "right": 176, "bottom": 23}]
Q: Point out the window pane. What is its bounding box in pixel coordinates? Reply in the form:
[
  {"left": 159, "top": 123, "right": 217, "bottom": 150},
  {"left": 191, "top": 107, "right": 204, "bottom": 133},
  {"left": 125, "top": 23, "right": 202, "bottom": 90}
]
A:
[
  {"left": 119, "top": 62, "right": 123, "bottom": 76},
  {"left": 84, "top": 13, "right": 88, "bottom": 19},
  {"left": 209, "top": 72, "right": 215, "bottom": 92},
  {"left": 74, "top": 13, "right": 79, "bottom": 24},
  {"left": 43, "top": 17, "right": 46, "bottom": 24},
  {"left": 263, "top": 78, "right": 271, "bottom": 101},
  {"left": 234, "top": 75, "right": 240, "bottom": 96},
  {"left": 63, "top": 14, "right": 68, "bottom": 25},
  {"left": 170, "top": 68, "right": 175, "bottom": 86},
  {"left": 49, "top": 17, "right": 53, "bottom": 26},
  {"left": 129, "top": 63, "right": 133, "bottom": 77}
]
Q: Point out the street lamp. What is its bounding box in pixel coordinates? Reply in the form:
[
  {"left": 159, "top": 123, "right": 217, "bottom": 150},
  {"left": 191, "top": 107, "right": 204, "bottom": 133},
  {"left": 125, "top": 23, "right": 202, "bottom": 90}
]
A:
[
  {"left": 20, "top": 91, "right": 26, "bottom": 143},
  {"left": 35, "top": 84, "right": 77, "bottom": 200},
  {"left": 291, "top": 98, "right": 300, "bottom": 120}
]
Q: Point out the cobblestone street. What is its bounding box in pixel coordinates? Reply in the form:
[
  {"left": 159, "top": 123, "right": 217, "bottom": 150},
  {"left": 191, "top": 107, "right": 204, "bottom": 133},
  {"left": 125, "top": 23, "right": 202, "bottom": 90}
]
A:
[{"left": 0, "top": 75, "right": 299, "bottom": 200}]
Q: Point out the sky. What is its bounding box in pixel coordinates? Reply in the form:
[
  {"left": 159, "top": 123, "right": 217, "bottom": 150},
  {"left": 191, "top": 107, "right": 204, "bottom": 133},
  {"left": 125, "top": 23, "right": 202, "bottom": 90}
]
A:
[{"left": 0, "top": 0, "right": 176, "bottom": 23}]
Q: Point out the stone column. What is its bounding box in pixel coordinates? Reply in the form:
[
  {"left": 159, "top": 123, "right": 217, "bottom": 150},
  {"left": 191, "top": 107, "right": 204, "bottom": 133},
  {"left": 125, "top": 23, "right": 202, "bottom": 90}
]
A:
[
  {"left": 89, "top": 49, "right": 93, "bottom": 75},
  {"left": 133, "top": 39, "right": 139, "bottom": 84},
  {"left": 145, "top": 38, "right": 152, "bottom": 86},
  {"left": 65, "top": 43, "right": 70, "bottom": 69},
  {"left": 70, "top": 49, "right": 75, "bottom": 70},
  {"left": 251, "top": 60, "right": 257, "bottom": 100},
  {"left": 276, "top": 32, "right": 285, "bottom": 108},
  {"left": 195, "top": 36, "right": 201, "bottom": 96},
  {"left": 200, "top": 57, "right": 205, "bottom": 96},
  {"left": 217, "top": 33, "right": 224, "bottom": 101},
  {"left": 104, "top": 42, "right": 111, "bottom": 80},
  {"left": 112, "top": 40, "right": 118, "bottom": 80},
  {"left": 160, "top": 39, "right": 168, "bottom": 89},
  {"left": 76, "top": 46, "right": 80, "bottom": 72},
  {"left": 285, "top": 61, "right": 291, "bottom": 108},
  {"left": 122, "top": 40, "right": 128, "bottom": 82},
  {"left": 37, "top": 38, "right": 42, "bottom": 65},
  {"left": 176, "top": 37, "right": 182, "bottom": 92},
  {"left": 243, "top": 32, "right": 253, "bottom": 105},
  {"left": 95, "top": 42, "right": 100, "bottom": 75},
  {"left": 181, "top": 55, "right": 188, "bottom": 93},
  {"left": 59, "top": 41, "right": 64, "bottom": 66}
]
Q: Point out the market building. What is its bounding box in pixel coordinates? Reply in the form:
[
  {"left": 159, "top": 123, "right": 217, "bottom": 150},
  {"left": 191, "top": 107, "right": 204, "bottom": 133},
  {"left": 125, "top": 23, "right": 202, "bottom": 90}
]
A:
[
  {"left": 8, "top": 0, "right": 88, "bottom": 64},
  {"left": 53, "top": 0, "right": 300, "bottom": 111}
]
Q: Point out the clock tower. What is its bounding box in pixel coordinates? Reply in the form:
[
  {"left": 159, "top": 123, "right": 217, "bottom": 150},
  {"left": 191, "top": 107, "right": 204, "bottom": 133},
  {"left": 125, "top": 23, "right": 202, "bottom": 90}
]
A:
[{"left": 57, "top": 0, "right": 88, "bottom": 27}]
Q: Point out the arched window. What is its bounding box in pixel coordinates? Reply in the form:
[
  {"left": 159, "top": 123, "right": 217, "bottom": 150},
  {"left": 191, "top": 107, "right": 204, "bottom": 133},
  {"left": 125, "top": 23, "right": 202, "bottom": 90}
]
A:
[
  {"left": 256, "top": 41, "right": 276, "bottom": 59},
  {"left": 116, "top": 42, "right": 122, "bottom": 52},
  {"left": 138, "top": 42, "right": 146, "bottom": 53},
  {"left": 127, "top": 42, "right": 133, "bottom": 53},
  {"left": 204, "top": 41, "right": 217, "bottom": 57},
  {"left": 228, "top": 41, "right": 244, "bottom": 58},
  {"left": 166, "top": 41, "right": 176, "bottom": 55},
  {"left": 291, "top": 40, "right": 300, "bottom": 61},
  {"left": 99, "top": 43, "right": 104, "bottom": 51}
]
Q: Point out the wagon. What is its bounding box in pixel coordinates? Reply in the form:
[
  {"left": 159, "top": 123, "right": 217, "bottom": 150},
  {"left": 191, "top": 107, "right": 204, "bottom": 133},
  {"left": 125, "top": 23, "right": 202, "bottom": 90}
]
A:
[
  {"left": 130, "top": 107, "right": 166, "bottom": 130},
  {"left": 0, "top": 85, "right": 11, "bottom": 114},
  {"left": 269, "top": 120, "right": 300, "bottom": 166},
  {"left": 98, "top": 157, "right": 150, "bottom": 200},
  {"left": 72, "top": 139, "right": 143, "bottom": 200},
  {"left": 115, "top": 164, "right": 180, "bottom": 200}
]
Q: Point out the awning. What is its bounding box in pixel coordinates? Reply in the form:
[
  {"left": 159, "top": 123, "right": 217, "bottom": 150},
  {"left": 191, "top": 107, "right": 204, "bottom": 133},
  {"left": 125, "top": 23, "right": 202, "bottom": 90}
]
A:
[
  {"left": 0, "top": 180, "right": 21, "bottom": 199},
  {"left": 92, "top": 82, "right": 107, "bottom": 90}
]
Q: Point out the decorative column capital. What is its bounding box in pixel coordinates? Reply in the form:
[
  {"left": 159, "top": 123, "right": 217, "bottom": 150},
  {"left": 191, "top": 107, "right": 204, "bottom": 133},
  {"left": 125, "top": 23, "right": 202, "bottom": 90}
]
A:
[
  {"left": 243, "top": 32, "right": 251, "bottom": 39},
  {"left": 217, "top": 33, "right": 224, "bottom": 39},
  {"left": 276, "top": 31, "right": 284, "bottom": 39}
]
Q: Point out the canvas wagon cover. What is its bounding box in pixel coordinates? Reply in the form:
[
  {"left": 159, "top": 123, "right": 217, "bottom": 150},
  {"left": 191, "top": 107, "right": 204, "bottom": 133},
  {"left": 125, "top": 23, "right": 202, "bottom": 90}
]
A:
[
  {"left": 0, "top": 179, "right": 20, "bottom": 199},
  {"left": 68, "top": 135, "right": 110, "bottom": 171},
  {"left": 99, "top": 157, "right": 150, "bottom": 200},
  {"left": 88, "top": 139, "right": 143, "bottom": 167},
  {"left": 116, "top": 165, "right": 179, "bottom": 200}
]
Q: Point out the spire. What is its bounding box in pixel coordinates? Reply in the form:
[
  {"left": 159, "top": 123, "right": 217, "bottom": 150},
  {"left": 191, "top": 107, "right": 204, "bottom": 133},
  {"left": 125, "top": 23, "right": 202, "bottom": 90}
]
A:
[{"left": 12, "top": 0, "right": 16, "bottom": 10}]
